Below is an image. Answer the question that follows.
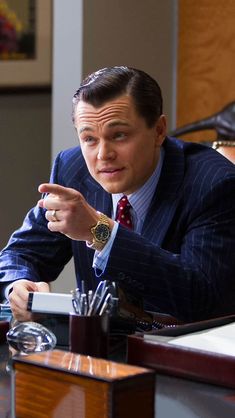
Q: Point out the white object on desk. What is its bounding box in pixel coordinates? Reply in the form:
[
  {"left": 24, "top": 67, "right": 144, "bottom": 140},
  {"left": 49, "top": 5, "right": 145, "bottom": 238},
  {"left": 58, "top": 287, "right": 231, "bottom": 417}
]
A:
[
  {"left": 168, "top": 322, "right": 235, "bottom": 356},
  {"left": 27, "top": 292, "right": 73, "bottom": 315}
]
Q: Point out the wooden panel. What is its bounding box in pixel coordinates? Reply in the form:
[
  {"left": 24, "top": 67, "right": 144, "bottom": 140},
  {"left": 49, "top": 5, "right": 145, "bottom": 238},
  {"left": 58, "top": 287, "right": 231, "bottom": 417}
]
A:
[
  {"left": 177, "top": 0, "right": 235, "bottom": 142},
  {"left": 15, "top": 365, "right": 109, "bottom": 418},
  {"left": 13, "top": 349, "right": 155, "bottom": 418},
  {"left": 0, "top": 345, "right": 11, "bottom": 417},
  {"left": 13, "top": 349, "right": 151, "bottom": 380},
  {"left": 128, "top": 334, "right": 235, "bottom": 390}
]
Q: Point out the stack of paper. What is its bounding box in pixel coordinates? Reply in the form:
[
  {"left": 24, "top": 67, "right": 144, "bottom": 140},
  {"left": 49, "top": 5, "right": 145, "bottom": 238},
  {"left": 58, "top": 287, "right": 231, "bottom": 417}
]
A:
[{"left": 168, "top": 322, "right": 235, "bottom": 356}]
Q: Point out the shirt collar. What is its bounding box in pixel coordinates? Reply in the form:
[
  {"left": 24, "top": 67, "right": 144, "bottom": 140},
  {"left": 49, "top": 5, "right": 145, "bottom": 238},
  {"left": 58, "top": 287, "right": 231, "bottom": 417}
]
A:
[{"left": 112, "top": 148, "right": 165, "bottom": 222}]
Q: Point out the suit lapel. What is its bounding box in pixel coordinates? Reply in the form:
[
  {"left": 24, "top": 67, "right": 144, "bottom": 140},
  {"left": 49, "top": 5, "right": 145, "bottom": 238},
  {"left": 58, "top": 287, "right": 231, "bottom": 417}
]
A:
[{"left": 142, "top": 137, "right": 185, "bottom": 245}]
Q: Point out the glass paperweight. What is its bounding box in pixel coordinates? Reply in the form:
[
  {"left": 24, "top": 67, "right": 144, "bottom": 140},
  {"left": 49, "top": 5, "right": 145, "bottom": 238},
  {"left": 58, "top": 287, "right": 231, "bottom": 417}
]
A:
[{"left": 6, "top": 321, "right": 57, "bottom": 354}]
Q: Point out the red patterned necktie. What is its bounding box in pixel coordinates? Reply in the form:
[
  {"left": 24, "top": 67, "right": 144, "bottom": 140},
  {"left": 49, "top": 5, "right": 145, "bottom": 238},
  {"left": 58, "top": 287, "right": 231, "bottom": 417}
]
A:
[{"left": 116, "top": 196, "right": 133, "bottom": 229}]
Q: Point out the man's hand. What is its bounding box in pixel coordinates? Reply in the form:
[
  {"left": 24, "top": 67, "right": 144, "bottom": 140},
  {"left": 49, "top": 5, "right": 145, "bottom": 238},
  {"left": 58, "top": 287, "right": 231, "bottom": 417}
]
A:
[
  {"left": 38, "top": 183, "right": 113, "bottom": 241},
  {"left": 9, "top": 280, "right": 50, "bottom": 321}
]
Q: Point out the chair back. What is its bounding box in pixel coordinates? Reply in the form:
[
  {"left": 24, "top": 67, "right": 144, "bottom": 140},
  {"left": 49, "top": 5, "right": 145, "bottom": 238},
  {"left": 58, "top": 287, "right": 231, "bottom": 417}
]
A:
[{"left": 169, "top": 102, "right": 235, "bottom": 163}]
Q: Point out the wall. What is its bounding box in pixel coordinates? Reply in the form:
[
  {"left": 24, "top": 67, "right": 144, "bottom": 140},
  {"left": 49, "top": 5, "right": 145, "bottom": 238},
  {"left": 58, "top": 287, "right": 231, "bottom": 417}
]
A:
[
  {"left": 50, "top": 0, "right": 83, "bottom": 292},
  {"left": 177, "top": 0, "right": 235, "bottom": 142},
  {"left": 83, "top": 0, "right": 177, "bottom": 127},
  {"left": 52, "top": 0, "right": 83, "bottom": 159},
  {"left": 0, "top": 92, "right": 51, "bottom": 248}
]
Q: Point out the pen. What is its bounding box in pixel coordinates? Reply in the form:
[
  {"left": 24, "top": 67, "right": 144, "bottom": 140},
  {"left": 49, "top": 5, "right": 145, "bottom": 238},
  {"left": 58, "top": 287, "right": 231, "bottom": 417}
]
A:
[
  {"left": 71, "top": 279, "right": 119, "bottom": 316},
  {"left": 99, "top": 293, "right": 112, "bottom": 315},
  {"left": 81, "top": 280, "right": 85, "bottom": 295},
  {"left": 88, "top": 290, "right": 93, "bottom": 309},
  {"left": 71, "top": 290, "right": 80, "bottom": 314},
  {"left": 87, "top": 280, "right": 106, "bottom": 315},
  {"left": 87, "top": 292, "right": 102, "bottom": 316},
  {"left": 109, "top": 296, "right": 119, "bottom": 315},
  {"left": 80, "top": 293, "right": 88, "bottom": 315},
  {"left": 93, "top": 286, "right": 109, "bottom": 315},
  {"left": 72, "top": 298, "right": 80, "bottom": 314},
  {"left": 97, "top": 280, "right": 107, "bottom": 298},
  {"left": 75, "top": 287, "right": 80, "bottom": 300}
]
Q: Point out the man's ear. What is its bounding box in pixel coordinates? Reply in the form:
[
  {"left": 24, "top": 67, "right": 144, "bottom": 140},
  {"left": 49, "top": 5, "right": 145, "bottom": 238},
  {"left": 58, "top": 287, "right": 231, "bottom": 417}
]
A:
[{"left": 155, "top": 115, "right": 167, "bottom": 146}]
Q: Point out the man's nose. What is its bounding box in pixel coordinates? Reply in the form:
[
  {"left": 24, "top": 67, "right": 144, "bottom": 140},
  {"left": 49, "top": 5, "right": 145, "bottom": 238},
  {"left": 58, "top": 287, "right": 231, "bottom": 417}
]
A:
[{"left": 97, "top": 142, "right": 115, "bottom": 160}]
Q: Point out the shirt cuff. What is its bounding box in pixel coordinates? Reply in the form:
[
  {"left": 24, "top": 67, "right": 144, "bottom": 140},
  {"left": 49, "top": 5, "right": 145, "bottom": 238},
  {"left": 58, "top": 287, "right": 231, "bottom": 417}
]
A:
[{"left": 92, "top": 221, "right": 119, "bottom": 277}]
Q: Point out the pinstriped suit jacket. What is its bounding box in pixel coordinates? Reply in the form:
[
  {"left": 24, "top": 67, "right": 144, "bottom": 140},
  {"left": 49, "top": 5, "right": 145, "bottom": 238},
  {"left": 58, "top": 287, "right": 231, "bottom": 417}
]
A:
[{"left": 0, "top": 137, "right": 235, "bottom": 321}]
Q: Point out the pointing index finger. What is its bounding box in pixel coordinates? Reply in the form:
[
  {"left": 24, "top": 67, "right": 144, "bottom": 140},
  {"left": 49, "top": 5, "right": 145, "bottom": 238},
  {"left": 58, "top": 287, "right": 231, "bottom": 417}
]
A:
[{"left": 38, "top": 183, "right": 76, "bottom": 199}]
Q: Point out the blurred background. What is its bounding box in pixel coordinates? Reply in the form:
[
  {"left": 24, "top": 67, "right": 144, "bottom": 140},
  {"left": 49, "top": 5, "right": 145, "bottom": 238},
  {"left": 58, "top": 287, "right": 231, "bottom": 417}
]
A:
[{"left": 0, "top": 0, "right": 234, "bottom": 292}]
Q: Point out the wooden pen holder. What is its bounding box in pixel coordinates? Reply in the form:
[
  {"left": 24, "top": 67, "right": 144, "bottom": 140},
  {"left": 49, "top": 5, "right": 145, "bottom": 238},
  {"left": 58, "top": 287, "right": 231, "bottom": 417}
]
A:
[{"left": 69, "top": 313, "right": 109, "bottom": 358}]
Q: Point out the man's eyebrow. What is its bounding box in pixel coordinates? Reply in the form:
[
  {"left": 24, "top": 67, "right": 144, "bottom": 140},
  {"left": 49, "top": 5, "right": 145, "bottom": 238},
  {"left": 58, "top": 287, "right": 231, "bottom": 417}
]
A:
[
  {"left": 78, "top": 126, "right": 95, "bottom": 135},
  {"left": 78, "top": 121, "right": 130, "bottom": 134},
  {"left": 107, "top": 121, "right": 130, "bottom": 128}
]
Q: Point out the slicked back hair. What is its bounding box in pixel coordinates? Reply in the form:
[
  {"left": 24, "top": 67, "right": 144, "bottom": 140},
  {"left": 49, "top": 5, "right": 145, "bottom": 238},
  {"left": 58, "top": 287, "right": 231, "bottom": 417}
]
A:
[{"left": 72, "top": 66, "right": 163, "bottom": 128}]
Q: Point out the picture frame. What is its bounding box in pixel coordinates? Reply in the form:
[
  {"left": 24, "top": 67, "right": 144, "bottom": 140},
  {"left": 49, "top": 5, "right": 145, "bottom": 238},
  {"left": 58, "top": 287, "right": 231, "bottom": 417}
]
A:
[{"left": 0, "top": 0, "right": 52, "bottom": 90}]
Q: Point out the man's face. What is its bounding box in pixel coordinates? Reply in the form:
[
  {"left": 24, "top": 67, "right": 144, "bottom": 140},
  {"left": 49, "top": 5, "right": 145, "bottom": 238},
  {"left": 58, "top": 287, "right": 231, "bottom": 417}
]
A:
[{"left": 74, "top": 95, "right": 166, "bottom": 195}]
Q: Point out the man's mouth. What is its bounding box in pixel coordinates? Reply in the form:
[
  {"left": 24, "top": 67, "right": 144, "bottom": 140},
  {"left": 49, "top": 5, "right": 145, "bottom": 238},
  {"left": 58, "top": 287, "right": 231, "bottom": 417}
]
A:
[{"left": 98, "top": 167, "right": 124, "bottom": 174}]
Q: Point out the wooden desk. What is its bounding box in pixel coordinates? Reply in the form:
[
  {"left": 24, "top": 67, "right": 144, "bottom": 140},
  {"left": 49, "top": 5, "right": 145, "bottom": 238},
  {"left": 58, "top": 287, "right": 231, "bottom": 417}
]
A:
[
  {"left": 128, "top": 335, "right": 235, "bottom": 418},
  {"left": 1, "top": 311, "right": 155, "bottom": 417},
  {"left": 0, "top": 344, "right": 11, "bottom": 418},
  {"left": 0, "top": 315, "right": 11, "bottom": 417},
  {"left": 0, "top": 343, "right": 155, "bottom": 418},
  {"left": 3, "top": 333, "right": 235, "bottom": 418}
]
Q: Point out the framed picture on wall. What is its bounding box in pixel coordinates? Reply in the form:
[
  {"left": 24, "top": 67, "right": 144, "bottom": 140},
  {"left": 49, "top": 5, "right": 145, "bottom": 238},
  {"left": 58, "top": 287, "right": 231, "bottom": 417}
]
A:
[{"left": 0, "top": 0, "right": 52, "bottom": 89}]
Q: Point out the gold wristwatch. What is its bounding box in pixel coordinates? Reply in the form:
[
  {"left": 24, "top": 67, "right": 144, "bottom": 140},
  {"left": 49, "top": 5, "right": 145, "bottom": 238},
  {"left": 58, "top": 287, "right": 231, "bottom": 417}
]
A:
[{"left": 89, "top": 213, "right": 111, "bottom": 251}]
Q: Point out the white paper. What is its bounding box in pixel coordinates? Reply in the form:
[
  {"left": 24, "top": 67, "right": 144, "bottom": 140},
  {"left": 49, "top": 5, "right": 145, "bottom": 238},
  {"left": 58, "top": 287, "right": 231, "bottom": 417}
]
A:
[{"left": 168, "top": 322, "right": 235, "bottom": 357}]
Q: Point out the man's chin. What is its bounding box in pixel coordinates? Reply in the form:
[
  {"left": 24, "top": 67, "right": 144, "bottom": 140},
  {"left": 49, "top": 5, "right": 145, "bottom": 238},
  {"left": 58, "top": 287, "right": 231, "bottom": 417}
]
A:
[{"left": 100, "top": 182, "right": 124, "bottom": 194}]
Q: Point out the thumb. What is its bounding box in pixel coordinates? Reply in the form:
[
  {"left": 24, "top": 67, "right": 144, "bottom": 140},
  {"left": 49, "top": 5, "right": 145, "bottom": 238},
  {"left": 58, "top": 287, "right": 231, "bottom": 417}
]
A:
[{"left": 36, "top": 282, "right": 50, "bottom": 293}]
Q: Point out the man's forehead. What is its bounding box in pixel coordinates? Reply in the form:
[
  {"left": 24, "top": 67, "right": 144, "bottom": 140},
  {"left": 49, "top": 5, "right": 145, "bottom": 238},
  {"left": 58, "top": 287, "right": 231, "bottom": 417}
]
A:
[
  {"left": 77, "top": 120, "right": 131, "bottom": 134},
  {"left": 74, "top": 96, "right": 136, "bottom": 126}
]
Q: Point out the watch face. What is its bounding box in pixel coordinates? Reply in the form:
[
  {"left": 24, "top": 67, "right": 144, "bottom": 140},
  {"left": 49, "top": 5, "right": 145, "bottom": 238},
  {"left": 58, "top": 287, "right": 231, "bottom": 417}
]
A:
[{"left": 95, "top": 224, "right": 110, "bottom": 242}]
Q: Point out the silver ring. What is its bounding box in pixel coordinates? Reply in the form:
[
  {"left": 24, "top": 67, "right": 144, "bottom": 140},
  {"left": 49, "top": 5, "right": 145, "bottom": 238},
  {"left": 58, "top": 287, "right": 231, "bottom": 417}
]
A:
[{"left": 51, "top": 209, "right": 58, "bottom": 222}]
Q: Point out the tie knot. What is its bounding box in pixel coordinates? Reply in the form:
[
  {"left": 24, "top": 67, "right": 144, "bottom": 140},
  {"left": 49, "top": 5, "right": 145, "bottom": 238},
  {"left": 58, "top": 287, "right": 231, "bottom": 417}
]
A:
[
  {"left": 116, "top": 196, "right": 133, "bottom": 229},
  {"left": 117, "top": 195, "right": 131, "bottom": 209}
]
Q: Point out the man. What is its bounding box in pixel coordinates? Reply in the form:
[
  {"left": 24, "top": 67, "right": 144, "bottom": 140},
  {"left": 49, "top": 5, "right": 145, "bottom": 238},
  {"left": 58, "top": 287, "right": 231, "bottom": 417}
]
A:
[{"left": 0, "top": 66, "right": 235, "bottom": 323}]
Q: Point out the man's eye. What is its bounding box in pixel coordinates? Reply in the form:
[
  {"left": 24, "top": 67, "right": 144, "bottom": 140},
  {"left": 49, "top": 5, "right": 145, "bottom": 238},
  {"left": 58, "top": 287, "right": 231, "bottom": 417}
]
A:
[
  {"left": 82, "top": 136, "right": 96, "bottom": 144},
  {"left": 113, "top": 132, "right": 126, "bottom": 140}
]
